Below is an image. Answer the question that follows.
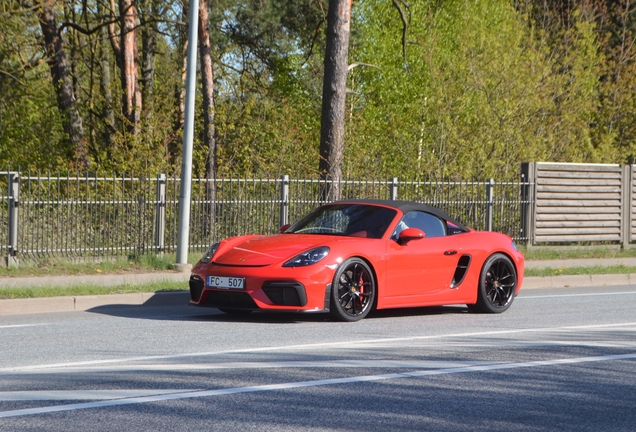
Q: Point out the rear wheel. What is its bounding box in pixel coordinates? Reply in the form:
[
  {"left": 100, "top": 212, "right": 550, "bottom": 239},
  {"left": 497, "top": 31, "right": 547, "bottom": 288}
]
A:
[
  {"left": 330, "top": 258, "right": 376, "bottom": 322},
  {"left": 469, "top": 253, "right": 517, "bottom": 313}
]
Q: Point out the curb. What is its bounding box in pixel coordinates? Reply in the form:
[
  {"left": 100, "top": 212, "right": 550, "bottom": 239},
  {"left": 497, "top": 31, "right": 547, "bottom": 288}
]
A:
[
  {"left": 0, "top": 291, "right": 190, "bottom": 316},
  {"left": 522, "top": 274, "right": 635, "bottom": 289}
]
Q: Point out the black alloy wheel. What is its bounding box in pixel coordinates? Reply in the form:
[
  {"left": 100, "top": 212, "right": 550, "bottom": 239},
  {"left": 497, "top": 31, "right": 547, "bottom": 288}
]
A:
[
  {"left": 469, "top": 253, "right": 517, "bottom": 313},
  {"left": 330, "top": 258, "right": 376, "bottom": 322}
]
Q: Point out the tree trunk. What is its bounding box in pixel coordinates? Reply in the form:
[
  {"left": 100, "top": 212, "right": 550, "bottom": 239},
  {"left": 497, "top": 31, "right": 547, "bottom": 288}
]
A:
[
  {"left": 97, "top": 0, "right": 115, "bottom": 153},
  {"left": 140, "top": 0, "right": 158, "bottom": 131},
  {"left": 170, "top": 4, "right": 188, "bottom": 165},
  {"left": 173, "top": 38, "right": 188, "bottom": 134},
  {"left": 319, "top": 0, "right": 353, "bottom": 202},
  {"left": 109, "top": 0, "right": 142, "bottom": 134},
  {"left": 199, "top": 0, "right": 217, "bottom": 180},
  {"left": 199, "top": 0, "right": 217, "bottom": 237},
  {"left": 37, "top": 0, "right": 88, "bottom": 167}
]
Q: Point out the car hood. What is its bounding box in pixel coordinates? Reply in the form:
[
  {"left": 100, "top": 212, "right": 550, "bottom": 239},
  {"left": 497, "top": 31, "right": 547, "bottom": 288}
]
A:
[{"left": 213, "top": 234, "right": 330, "bottom": 266}]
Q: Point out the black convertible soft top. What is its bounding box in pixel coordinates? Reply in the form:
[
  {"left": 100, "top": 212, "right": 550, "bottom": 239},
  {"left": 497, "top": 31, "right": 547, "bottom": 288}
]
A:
[{"left": 333, "top": 199, "right": 470, "bottom": 232}]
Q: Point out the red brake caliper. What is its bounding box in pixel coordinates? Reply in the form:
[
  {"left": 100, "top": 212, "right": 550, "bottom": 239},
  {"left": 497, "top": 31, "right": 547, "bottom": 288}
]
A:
[{"left": 359, "top": 276, "right": 364, "bottom": 306}]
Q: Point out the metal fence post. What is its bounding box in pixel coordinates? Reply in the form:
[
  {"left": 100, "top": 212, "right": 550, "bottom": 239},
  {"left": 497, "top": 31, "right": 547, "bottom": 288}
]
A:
[
  {"left": 520, "top": 162, "right": 536, "bottom": 246},
  {"left": 486, "top": 178, "right": 494, "bottom": 232},
  {"left": 390, "top": 177, "right": 398, "bottom": 200},
  {"left": 621, "top": 165, "right": 632, "bottom": 248},
  {"left": 7, "top": 172, "right": 19, "bottom": 267},
  {"left": 155, "top": 174, "right": 166, "bottom": 254},
  {"left": 280, "top": 175, "right": 289, "bottom": 228}
]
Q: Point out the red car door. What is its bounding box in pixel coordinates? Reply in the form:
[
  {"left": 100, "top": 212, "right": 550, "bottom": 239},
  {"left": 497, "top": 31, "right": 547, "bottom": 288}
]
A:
[
  {"left": 384, "top": 211, "right": 461, "bottom": 301},
  {"left": 386, "top": 236, "right": 460, "bottom": 298}
]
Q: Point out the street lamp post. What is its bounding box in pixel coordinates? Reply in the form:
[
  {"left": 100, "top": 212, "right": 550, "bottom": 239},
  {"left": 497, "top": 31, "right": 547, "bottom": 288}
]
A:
[{"left": 176, "top": 0, "right": 200, "bottom": 272}]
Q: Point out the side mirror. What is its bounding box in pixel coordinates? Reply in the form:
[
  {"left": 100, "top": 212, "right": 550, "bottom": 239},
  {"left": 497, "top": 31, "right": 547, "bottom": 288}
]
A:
[
  {"left": 279, "top": 224, "right": 291, "bottom": 233},
  {"left": 398, "top": 228, "right": 425, "bottom": 245}
]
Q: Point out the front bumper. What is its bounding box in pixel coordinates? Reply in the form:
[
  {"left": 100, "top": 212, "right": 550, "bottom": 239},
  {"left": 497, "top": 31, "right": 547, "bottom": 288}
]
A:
[{"left": 189, "top": 262, "right": 335, "bottom": 311}]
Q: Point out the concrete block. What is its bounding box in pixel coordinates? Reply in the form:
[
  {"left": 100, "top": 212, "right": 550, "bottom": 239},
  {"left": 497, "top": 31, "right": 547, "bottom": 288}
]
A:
[
  {"left": 4, "top": 256, "right": 19, "bottom": 269},
  {"left": 174, "top": 263, "right": 193, "bottom": 273}
]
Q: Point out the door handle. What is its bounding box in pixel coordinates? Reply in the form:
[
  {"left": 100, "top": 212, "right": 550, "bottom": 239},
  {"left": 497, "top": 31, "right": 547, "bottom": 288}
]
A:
[{"left": 444, "top": 250, "right": 458, "bottom": 256}]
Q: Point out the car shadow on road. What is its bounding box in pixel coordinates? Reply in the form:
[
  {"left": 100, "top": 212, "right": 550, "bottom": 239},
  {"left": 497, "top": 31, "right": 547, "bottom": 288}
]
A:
[
  {"left": 86, "top": 303, "right": 470, "bottom": 324},
  {"left": 368, "top": 305, "right": 469, "bottom": 319}
]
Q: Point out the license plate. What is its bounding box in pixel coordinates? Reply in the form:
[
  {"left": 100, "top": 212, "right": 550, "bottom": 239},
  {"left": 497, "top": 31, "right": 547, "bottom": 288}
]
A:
[{"left": 206, "top": 276, "right": 245, "bottom": 290}]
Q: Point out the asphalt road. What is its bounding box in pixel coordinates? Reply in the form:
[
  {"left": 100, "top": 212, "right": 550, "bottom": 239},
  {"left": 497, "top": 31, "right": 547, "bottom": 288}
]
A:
[{"left": 1, "top": 285, "right": 636, "bottom": 431}]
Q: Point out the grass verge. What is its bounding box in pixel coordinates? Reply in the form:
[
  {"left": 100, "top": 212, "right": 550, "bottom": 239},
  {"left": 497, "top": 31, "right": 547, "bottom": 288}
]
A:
[
  {"left": 0, "top": 253, "right": 201, "bottom": 278},
  {"left": 0, "top": 281, "right": 187, "bottom": 300},
  {"left": 520, "top": 247, "right": 636, "bottom": 260},
  {"left": 525, "top": 265, "right": 636, "bottom": 277}
]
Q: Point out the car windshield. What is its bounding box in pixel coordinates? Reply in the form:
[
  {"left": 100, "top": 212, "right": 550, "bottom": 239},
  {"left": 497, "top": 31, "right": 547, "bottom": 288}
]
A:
[{"left": 285, "top": 204, "right": 397, "bottom": 239}]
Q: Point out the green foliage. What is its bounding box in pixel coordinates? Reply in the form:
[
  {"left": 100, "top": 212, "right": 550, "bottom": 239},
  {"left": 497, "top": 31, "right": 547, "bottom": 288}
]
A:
[
  {"left": 346, "top": 0, "right": 617, "bottom": 179},
  {"left": 0, "top": 3, "right": 68, "bottom": 170},
  {"left": 0, "top": 79, "right": 68, "bottom": 169},
  {"left": 1, "top": 0, "right": 636, "bottom": 178}
]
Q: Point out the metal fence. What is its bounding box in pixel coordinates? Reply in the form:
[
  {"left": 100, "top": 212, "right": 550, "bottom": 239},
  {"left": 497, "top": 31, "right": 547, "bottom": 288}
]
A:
[{"left": 1, "top": 171, "right": 530, "bottom": 264}]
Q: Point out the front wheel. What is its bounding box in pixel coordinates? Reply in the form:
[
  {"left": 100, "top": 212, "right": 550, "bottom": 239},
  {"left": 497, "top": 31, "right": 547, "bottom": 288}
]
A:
[
  {"left": 469, "top": 253, "right": 517, "bottom": 313},
  {"left": 330, "top": 258, "right": 376, "bottom": 322}
]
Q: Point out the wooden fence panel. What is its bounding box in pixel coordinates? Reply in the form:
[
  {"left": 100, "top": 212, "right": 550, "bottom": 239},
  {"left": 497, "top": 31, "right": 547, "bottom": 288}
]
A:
[{"left": 533, "top": 163, "right": 624, "bottom": 243}]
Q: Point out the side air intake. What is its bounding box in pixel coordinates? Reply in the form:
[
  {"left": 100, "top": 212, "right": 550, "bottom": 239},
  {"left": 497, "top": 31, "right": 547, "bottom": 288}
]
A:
[{"left": 451, "top": 255, "right": 471, "bottom": 288}]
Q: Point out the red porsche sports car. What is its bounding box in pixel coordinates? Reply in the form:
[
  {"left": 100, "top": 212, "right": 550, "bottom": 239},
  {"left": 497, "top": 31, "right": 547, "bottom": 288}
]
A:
[{"left": 189, "top": 200, "right": 524, "bottom": 321}]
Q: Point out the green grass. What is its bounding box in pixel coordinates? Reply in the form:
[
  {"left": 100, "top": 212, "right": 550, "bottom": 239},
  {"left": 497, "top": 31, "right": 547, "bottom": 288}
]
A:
[
  {"left": 0, "top": 253, "right": 201, "bottom": 278},
  {"left": 0, "top": 281, "right": 187, "bottom": 300},
  {"left": 525, "top": 265, "right": 636, "bottom": 277},
  {"left": 520, "top": 246, "right": 636, "bottom": 261}
]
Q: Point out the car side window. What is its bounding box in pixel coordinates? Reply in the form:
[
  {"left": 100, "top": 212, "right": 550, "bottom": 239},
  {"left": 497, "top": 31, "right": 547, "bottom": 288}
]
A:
[{"left": 392, "top": 211, "right": 446, "bottom": 239}]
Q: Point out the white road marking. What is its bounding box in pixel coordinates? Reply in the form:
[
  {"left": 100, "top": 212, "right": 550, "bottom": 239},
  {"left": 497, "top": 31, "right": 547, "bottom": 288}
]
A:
[
  {"left": 518, "top": 291, "right": 636, "bottom": 299},
  {"left": 0, "top": 324, "right": 47, "bottom": 329},
  {"left": 0, "top": 390, "right": 200, "bottom": 401},
  {"left": 2, "top": 321, "right": 635, "bottom": 374},
  {"left": 1, "top": 352, "right": 635, "bottom": 419},
  {"left": 0, "top": 360, "right": 501, "bottom": 375},
  {"left": 5, "top": 340, "right": 636, "bottom": 376},
  {"left": 0, "top": 340, "right": 636, "bottom": 376}
]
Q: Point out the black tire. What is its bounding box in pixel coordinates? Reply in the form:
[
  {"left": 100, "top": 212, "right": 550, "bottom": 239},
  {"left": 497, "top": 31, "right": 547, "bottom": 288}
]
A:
[
  {"left": 330, "top": 258, "right": 376, "bottom": 322},
  {"left": 469, "top": 253, "right": 517, "bottom": 313},
  {"left": 218, "top": 308, "right": 253, "bottom": 315}
]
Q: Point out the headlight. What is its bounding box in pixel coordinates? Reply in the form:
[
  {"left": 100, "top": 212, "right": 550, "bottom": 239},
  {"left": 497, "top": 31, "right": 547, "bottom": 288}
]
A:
[
  {"left": 282, "top": 246, "right": 330, "bottom": 267},
  {"left": 201, "top": 242, "right": 220, "bottom": 263},
  {"left": 511, "top": 241, "right": 518, "bottom": 251}
]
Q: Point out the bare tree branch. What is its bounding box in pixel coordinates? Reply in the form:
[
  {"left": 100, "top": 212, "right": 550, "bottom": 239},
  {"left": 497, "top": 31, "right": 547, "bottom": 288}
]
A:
[
  {"left": 392, "top": 0, "right": 410, "bottom": 66},
  {"left": 58, "top": 17, "right": 118, "bottom": 36},
  {"left": 301, "top": 18, "right": 326, "bottom": 68}
]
